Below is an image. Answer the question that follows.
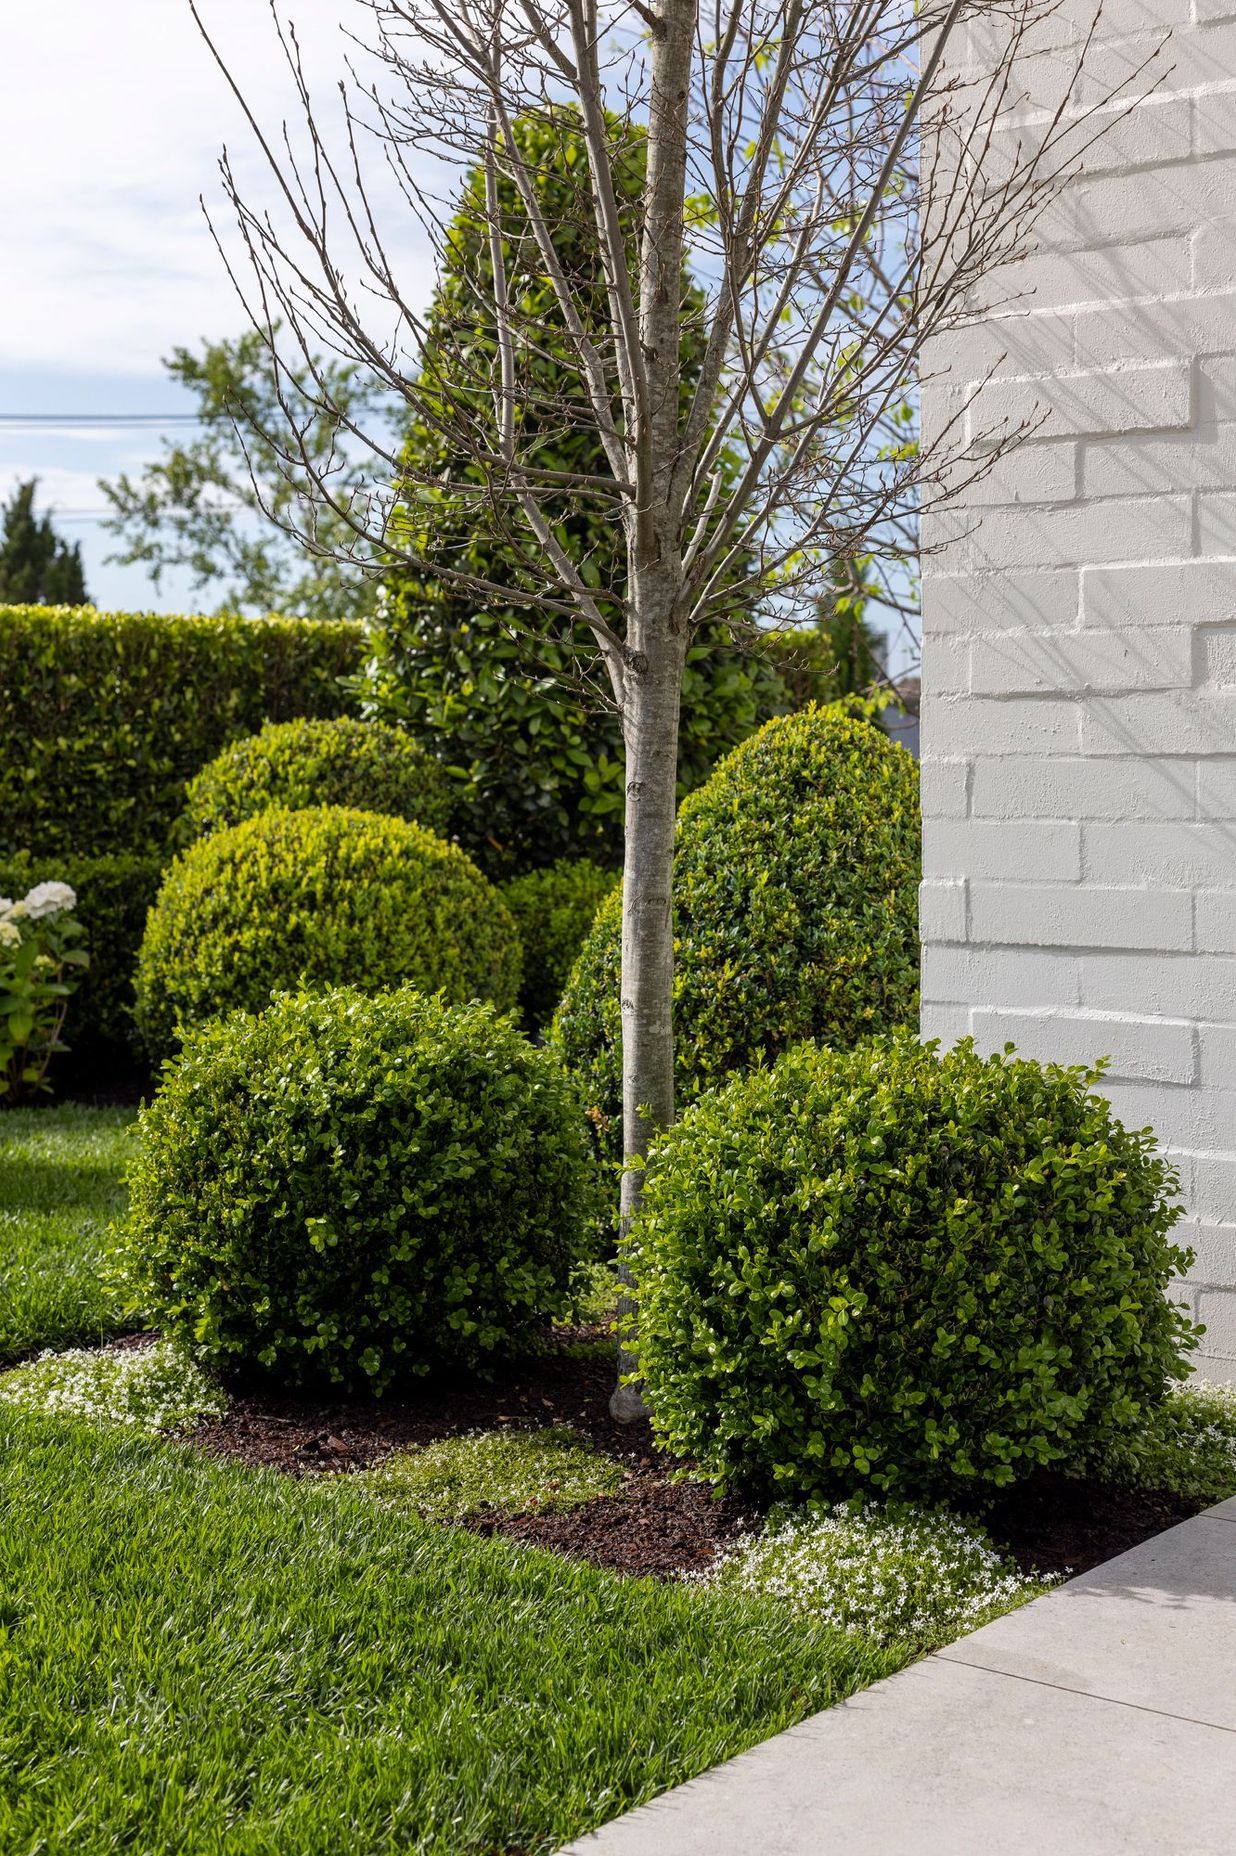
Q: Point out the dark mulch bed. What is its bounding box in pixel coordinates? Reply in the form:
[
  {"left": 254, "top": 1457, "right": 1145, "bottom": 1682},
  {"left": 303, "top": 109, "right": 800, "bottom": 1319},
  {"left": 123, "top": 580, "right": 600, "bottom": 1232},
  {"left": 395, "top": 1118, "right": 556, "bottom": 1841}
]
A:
[
  {"left": 191, "top": 1327, "right": 643, "bottom": 1474},
  {"left": 186, "top": 1328, "right": 1207, "bottom": 1583},
  {"left": 982, "top": 1472, "right": 1198, "bottom": 1581}
]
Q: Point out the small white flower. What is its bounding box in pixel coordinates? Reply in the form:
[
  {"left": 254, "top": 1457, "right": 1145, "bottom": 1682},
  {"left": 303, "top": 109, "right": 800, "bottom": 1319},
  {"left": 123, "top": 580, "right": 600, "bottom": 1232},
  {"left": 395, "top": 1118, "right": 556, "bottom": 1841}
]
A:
[
  {"left": 19, "top": 880, "right": 77, "bottom": 921},
  {"left": 0, "top": 919, "right": 20, "bottom": 950},
  {"left": 697, "top": 1501, "right": 1048, "bottom": 1646}
]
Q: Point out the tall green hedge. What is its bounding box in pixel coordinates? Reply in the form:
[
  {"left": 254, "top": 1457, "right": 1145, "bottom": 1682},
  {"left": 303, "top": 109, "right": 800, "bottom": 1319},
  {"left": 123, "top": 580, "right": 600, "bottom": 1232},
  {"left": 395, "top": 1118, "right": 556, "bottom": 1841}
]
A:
[{"left": 0, "top": 604, "right": 362, "bottom": 858}]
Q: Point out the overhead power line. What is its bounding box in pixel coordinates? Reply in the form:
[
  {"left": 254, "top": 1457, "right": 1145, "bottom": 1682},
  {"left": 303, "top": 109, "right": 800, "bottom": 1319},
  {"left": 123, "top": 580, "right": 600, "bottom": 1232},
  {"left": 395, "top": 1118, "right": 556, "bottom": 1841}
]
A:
[{"left": 0, "top": 413, "right": 204, "bottom": 428}]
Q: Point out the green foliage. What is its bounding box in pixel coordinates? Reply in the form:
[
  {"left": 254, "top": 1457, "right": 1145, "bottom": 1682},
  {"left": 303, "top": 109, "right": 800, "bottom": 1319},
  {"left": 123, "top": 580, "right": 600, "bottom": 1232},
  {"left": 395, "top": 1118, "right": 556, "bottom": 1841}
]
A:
[
  {"left": 180, "top": 715, "right": 453, "bottom": 843},
  {"left": 134, "top": 807, "right": 521, "bottom": 1054},
  {"left": 365, "top": 1427, "right": 624, "bottom": 1520},
  {"left": 0, "top": 1105, "right": 134, "bottom": 1364},
  {"left": 1093, "top": 1381, "right": 1236, "bottom": 1506},
  {"left": 122, "top": 988, "right": 603, "bottom": 1392},
  {"left": 499, "top": 858, "right": 618, "bottom": 1029},
  {"left": 0, "top": 480, "right": 89, "bottom": 606},
  {"left": 0, "top": 1338, "right": 226, "bottom": 1435},
  {"left": 628, "top": 1036, "right": 1199, "bottom": 1502},
  {"left": 99, "top": 329, "right": 392, "bottom": 620},
  {"left": 0, "top": 603, "right": 362, "bottom": 859},
  {"left": 0, "top": 1404, "right": 901, "bottom": 1855},
  {"left": 552, "top": 706, "right": 921, "bottom": 1157},
  {"left": 709, "top": 1503, "right": 1043, "bottom": 1648},
  {"left": 0, "top": 851, "right": 164, "bottom": 1084},
  {"left": 365, "top": 111, "right": 786, "bottom": 872},
  {"left": 0, "top": 881, "right": 88, "bottom": 1100}
]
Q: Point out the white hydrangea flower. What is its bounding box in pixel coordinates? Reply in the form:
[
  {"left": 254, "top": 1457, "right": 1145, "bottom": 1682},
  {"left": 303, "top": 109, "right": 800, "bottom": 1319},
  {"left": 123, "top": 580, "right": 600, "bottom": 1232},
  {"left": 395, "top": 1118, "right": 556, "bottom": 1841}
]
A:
[
  {"left": 0, "top": 919, "right": 20, "bottom": 950},
  {"left": 18, "top": 880, "right": 77, "bottom": 921},
  {"left": 0, "top": 898, "right": 12, "bottom": 916}
]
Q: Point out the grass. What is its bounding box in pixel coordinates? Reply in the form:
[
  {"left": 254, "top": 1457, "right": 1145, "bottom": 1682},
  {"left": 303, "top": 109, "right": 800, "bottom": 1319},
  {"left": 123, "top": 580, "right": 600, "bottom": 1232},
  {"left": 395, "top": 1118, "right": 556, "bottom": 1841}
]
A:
[
  {"left": 0, "top": 1105, "right": 906, "bottom": 1852},
  {"left": 0, "top": 1105, "right": 134, "bottom": 1363},
  {"left": 0, "top": 1407, "right": 903, "bottom": 1856},
  {"left": 4, "top": 1102, "right": 1199, "bottom": 1853}
]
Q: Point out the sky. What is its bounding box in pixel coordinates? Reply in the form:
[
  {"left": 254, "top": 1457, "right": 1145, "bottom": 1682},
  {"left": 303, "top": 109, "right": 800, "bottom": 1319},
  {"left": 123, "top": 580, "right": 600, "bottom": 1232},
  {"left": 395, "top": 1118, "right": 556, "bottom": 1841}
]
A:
[{"left": 0, "top": 0, "right": 434, "bottom": 611}]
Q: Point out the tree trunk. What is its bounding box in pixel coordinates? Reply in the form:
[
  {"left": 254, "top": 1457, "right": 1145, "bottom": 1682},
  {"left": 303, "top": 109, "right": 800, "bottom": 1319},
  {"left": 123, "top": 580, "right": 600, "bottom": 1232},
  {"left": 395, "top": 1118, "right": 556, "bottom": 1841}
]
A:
[{"left": 611, "top": 615, "right": 685, "bottom": 1421}]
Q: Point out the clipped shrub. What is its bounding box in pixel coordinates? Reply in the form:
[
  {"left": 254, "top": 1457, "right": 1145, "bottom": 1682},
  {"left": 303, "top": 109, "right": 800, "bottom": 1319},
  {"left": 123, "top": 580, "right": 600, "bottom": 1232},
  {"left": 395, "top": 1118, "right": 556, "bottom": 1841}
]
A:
[
  {"left": 0, "top": 603, "right": 361, "bottom": 859},
  {"left": 0, "top": 851, "right": 163, "bottom": 1083},
  {"left": 135, "top": 806, "right": 521, "bottom": 1053},
  {"left": 552, "top": 705, "right": 920, "bottom": 1155},
  {"left": 629, "top": 1036, "right": 1198, "bottom": 1502},
  {"left": 180, "top": 716, "right": 453, "bottom": 843},
  {"left": 122, "top": 988, "right": 603, "bottom": 1391},
  {"left": 499, "top": 858, "right": 618, "bottom": 1029}
]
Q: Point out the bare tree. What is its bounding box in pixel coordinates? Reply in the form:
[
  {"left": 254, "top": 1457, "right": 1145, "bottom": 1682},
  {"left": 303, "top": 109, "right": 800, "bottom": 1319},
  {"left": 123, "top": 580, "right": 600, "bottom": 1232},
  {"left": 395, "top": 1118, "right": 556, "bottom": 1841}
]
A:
[{"left": 189, "top": 0, "right": 1158, "bottom": 1415}]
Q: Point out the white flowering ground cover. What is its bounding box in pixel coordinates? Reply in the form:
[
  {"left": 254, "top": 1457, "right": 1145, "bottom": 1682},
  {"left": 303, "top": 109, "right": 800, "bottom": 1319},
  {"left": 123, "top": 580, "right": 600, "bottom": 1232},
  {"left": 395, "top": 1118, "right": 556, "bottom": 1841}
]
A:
[
  {"left": 1096, "top": 1380, "right": 1236, "bottom": 1507},
  {"left": 698, "top": 1502, "right": 1048, "bottom": 1648},
  {"left": 0, "top": 1337, "right": 227, "bottom": 1433}
]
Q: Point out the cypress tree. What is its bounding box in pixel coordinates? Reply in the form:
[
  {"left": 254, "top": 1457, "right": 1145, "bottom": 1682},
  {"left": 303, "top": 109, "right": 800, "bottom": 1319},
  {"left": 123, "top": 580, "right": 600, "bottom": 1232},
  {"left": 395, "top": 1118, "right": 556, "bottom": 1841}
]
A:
[{"left": 0, "top": 480, "right": 90, "bottom": 606}]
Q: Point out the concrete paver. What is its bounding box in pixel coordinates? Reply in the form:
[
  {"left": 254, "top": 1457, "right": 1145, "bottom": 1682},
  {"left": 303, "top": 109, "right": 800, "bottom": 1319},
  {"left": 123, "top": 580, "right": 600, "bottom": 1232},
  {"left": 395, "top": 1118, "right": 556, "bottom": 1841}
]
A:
[
  {"left": 936, "top": 1511, "right": 1236, "bottom": 1729},
  {"left": 561, "top": 1502, "right": 1236, "bottom": 1855}
]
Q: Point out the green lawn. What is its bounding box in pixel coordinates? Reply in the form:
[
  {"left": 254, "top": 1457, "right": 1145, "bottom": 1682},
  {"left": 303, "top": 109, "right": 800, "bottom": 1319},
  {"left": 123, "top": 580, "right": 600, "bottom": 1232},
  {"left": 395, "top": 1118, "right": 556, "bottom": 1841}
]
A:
[
  {"left": 0, "top": 1407, "right": 901, "bottom": 1855},
  {"left": 0, "top": 1105, "right": 135, "bottom": 1363},
  {"left": 0, "top": 1105, "right": 904, "bottom": 1853}
]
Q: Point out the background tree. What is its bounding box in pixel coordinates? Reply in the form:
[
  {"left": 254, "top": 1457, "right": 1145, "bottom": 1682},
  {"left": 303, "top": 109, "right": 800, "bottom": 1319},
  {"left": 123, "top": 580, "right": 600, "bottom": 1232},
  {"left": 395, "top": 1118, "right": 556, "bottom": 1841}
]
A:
[
  {"left": 367, "top": 110, "right": 787, "bottom": 873},
  {"left": 0, "top": 481, "right": 90, "bottom": 607},
  {"left": 100, "top": 332, "right": 392, "bottom": 619},
  {"left": 192, "top": 0, "right": 1149, "bottom": 1413},
  {"left": 765, "top": 559, "right": 895, "bottom": 711}
]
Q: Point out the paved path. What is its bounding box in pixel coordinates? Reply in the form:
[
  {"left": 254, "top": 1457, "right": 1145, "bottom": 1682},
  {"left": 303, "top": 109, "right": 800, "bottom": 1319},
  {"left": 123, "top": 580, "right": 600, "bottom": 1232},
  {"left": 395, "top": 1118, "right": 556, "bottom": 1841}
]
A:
[{"left": 562, "top": 1496, "right": 1236, "bottom": 1855}]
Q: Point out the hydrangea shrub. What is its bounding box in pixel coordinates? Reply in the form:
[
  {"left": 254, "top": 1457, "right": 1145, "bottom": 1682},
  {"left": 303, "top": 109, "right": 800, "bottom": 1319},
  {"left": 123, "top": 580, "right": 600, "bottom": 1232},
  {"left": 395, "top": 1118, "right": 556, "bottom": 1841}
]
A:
[
  {"left": 135, "top": 805, "right": 521, "bottom": 1052},
  {"left": 122, "top": 988, "right": 603, "bottom": 1392},
  {"left": 0, "top": 880, "right": 88, "bottom": 1099},
  {"left": 629, "top": 1035, "right": 1198, "bottom": 1501}
]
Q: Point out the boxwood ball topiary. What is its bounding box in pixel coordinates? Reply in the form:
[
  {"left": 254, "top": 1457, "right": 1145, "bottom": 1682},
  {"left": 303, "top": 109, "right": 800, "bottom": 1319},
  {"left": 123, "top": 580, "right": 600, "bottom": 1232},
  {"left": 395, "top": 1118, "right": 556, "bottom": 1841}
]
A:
[
  {"left": 135, "top": 806, "right": 521, "bottom": 1053},
  {"left": 499, "top": 858, "right": 618, "bottom": 1029},
  {"left": 179, "top": 716, "right": 453, "bottom": 842},
  {"left": 629, "top": 1036, "right": 1198, "bottom": 1502},
  {"left": 551, "top": 705, "right": 920, "bottom": 1156},
  {"left": 122, "top": 988, "right": 604, "bottom": 1392}
]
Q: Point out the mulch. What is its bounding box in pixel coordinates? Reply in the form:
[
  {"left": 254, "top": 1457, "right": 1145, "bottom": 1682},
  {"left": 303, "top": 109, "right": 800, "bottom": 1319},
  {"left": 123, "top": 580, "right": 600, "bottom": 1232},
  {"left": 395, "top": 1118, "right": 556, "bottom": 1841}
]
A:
[{"left": 185, "top": 1327, "right": 1207, "bottom": 1583}]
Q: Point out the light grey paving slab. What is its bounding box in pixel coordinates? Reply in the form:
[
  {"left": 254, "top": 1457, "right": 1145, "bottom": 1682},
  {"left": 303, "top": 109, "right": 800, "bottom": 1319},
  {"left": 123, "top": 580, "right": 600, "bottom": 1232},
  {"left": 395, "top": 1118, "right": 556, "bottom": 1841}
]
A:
[
  {"left": 561, "top": 1505, "right": 1236, "bottom": 1855},
  {"left": 559, "top": 1656, "right": 1236, "bottom": 1856},
  {"left": 935, "top": 1508, "right": 1236, "bottom": 1729}
]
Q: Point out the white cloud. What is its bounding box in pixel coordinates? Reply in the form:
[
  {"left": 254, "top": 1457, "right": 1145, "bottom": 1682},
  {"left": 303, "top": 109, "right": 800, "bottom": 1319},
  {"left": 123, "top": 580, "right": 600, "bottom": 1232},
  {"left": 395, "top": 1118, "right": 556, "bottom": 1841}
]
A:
[{"left": 0, "top": 0, "right": 436, "bottom": 377}]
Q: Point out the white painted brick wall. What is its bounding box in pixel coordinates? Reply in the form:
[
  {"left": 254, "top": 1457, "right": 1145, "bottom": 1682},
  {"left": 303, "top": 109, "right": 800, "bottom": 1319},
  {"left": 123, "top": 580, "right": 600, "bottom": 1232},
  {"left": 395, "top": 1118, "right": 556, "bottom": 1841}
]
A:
[{"left": 923, "top": 3, "right": 1236, "bottom": 1375}]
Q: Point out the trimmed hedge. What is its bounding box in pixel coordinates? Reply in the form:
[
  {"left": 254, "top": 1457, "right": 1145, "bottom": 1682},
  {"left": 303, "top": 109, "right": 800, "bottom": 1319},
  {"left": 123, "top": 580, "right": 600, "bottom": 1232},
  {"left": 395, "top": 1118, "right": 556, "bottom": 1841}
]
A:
[
  {"left": 552, "top": 706, "right": 920, "bottom": 1156},
  {"left": 135, "top": 806, "right": 522, "bottom": 1053},
  {"left": 0, "top": 604, "right": 362, "bottom": 858},
  {"left": 0, "top": 851, "right": 163, "bottom": 1082},
  {"left": 499, "top": 859, "right": 618, "bottom": 1029},
  {"left": 122, "top": 988, "right": 603, "bottom": 1391},
  {"left": 180, "top": 717, "right": 452, "bottom": 844},
  {"left": 629, "top": 1036, "right": 1198, "bottom": 1501}
]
